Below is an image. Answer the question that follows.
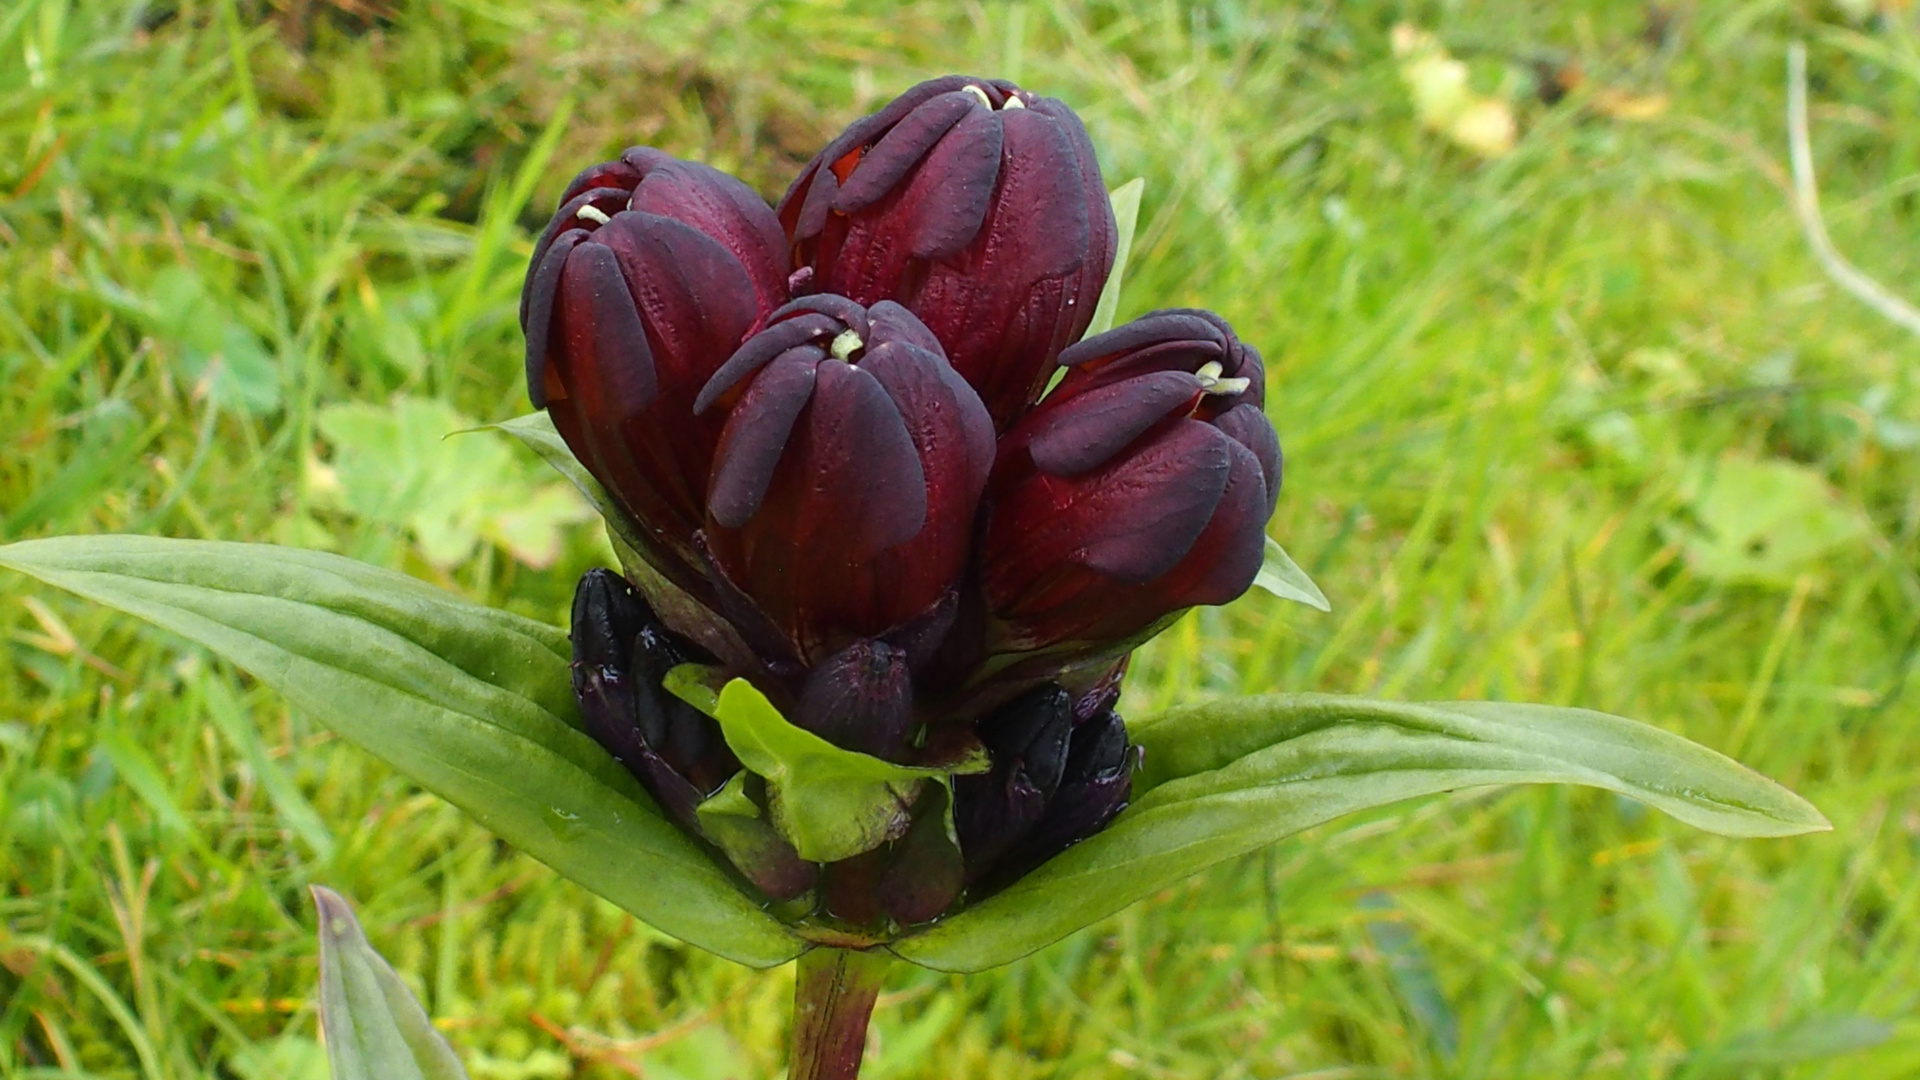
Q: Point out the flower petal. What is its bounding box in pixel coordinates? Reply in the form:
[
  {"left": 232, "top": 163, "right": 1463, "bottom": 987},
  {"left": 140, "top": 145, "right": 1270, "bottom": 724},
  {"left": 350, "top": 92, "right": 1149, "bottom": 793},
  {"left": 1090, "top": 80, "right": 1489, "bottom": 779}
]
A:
[
  {"left": 1024, "top": 370, "right": 1201, "bottom": 478},
  {"left": 706, "top": 350, "right": 820, "bottom": 528}
]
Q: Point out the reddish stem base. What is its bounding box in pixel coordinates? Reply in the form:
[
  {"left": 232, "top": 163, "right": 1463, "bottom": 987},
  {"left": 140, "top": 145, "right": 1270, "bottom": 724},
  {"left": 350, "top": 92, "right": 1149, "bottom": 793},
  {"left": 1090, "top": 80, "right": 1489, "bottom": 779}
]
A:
[{"left": 788, "top": 947, "right": 891, "bottom": 1080}]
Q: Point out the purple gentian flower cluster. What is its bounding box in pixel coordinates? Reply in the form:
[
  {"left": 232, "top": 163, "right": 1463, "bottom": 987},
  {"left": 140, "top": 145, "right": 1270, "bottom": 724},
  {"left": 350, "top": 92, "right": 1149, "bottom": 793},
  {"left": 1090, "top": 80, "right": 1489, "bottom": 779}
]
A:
[{"left": 521, "top": 77, "right": 1281, "bottom": 929}]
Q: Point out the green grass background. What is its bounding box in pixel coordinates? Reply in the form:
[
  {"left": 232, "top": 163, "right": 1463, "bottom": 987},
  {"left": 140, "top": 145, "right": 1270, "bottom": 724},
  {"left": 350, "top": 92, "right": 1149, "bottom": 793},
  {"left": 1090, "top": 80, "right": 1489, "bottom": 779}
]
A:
[{"left": 4, "top": 0, "right": 1920, "bottom": 1075}]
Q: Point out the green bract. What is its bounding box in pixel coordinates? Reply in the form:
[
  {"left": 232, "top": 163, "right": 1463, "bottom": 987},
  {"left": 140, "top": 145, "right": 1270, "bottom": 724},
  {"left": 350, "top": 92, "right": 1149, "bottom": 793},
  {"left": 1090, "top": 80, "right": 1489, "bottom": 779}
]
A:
[{"left": 683, "top": 674, "right": 986, "bottom": 864}]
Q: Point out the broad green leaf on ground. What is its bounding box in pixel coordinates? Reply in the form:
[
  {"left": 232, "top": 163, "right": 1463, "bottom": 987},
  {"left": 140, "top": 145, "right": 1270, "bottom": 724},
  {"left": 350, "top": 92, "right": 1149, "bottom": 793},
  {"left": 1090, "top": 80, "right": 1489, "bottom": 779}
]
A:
[
  {"left": 700, "top": 677, "right": 985, "bottom": 863},
  {"left": 138, "top": 265, "right": 284, "bottom": 415},
  {"left": 0, "top": 536, "right": 801, "bottom": 967},
  {"left": 1671, "top": 455, "right": 1869, "bottom": 587},
  {"left": 313, "top": 397, "right": 591, "bottom": 569},
  {"left": 1087, "top": 178, "right": 1145, "bottom": 338},
  {"left": 893, "top": 693, "right": 1826, "bottom": 972},
  {"left": 314, "top": 885, "right": 469, "bottom": 1080},
  {"left": 1253, "top": 537, "right": 1331, "bottom": 611}
]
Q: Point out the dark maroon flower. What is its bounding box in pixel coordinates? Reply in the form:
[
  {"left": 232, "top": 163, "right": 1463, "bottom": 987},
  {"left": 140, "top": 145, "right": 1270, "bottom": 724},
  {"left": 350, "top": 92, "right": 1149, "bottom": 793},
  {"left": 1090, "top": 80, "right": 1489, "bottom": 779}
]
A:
[
  {"left": 523, "top": 148, "right": 790, "bottom": 596},
  {"left": 778, "top": 76, "right": 1117, "bottom": 429},
  {"left": 695, "top": 296, "right": 995, "bottom": 666},
  {"left": 978, "top": 309, "right": 1280, "bottom": 657}
]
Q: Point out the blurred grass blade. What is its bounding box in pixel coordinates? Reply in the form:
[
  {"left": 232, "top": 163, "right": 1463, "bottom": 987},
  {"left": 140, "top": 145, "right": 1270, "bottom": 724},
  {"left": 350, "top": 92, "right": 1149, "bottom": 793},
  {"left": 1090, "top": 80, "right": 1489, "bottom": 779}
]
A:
[
  {"left": 1254, "top": 537, "right": 1330, "bottom": 611},
  {"left": 1682, "top": 1013, "right": 1894, "bottom": 1074},
  {"left": 3, "top": 417, "right": 164, "bottom": 537},
  {"left": 1360, "top": 892, "right": 1458, "bottom": 1059},
  {"left": 94, "top": 729, "right": 195, "bottom": 840},
  {"left": 1086, "top": 178, "right": 1144, "bottom": 338},
  {"left": 313, "top": 885, "right": 469, "bottom": 1080},
  {"left": 202, "top": 675, "right": 336, "bottom": 861},
  {"left": 0, "top": 535, "right": 802, "bottom": 968},
  {"left": 893, "top": 693, "right": 1827, "bottom": 971}
]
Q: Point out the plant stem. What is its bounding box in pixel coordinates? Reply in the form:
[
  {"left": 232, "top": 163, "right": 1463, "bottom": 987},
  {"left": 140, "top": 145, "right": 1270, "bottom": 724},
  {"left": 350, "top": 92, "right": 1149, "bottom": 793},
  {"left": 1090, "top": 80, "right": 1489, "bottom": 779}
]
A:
[{"left": 788, "top": 947, "right": 890, "bottom": 1080}]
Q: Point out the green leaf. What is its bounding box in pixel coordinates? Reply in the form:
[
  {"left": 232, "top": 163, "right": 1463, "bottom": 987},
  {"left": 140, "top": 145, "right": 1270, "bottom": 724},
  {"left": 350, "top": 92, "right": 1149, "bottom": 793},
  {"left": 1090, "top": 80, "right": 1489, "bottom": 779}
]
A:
[
  {"left": 1087, "top": 177, "right": 1145, "bottom": 338},
  {"left": 313, "top": 885, "right": 469, "bottom": 1080},
  {"left": 892, "top": 693, "right": 1827, "bottom": 972},
  {"left": 0, "top": 535, "right": 801, "bottom": 968},
  {"left": 705, "top": 678, "right": 984, "bottom": 863},
  {"left": 694, "top": 771, "right": 802, "bottom": 890},
  {"left": 1253, "top": 537, "right": 1331, "bottom": 611}
]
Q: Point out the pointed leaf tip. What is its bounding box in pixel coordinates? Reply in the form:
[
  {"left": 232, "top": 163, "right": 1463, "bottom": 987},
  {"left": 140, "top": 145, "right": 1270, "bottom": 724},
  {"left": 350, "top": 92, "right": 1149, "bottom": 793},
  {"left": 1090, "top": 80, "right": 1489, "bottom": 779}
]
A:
[
  {"left": 313, "top": 885, "right": 470, "bottom": 1080},
  {"left": 894, "top": 693, "right": 1825, "bottom": 972},
  {"left": 1253, "top": 537, "right": 1330, "bottom": 611},
  {"left": 1085, "top": 178, "right": 1144, "bottom": 339}
]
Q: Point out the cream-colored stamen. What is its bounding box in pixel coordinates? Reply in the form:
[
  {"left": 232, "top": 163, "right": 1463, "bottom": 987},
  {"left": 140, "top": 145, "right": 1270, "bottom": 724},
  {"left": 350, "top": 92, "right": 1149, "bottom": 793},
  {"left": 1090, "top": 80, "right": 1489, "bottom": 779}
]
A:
[
  {"left": 1195, "top": 360, "right": 1251, "bottom": 396},
  {"left": 961, "top": 85, "right": 994, "bottom": 109},
  {"left": 830, "top": 328, "right": 865, "bottom": 360},
  {"left": 575, "top": 204, "right": 612, "bottom": 225},
  {"left": 1001, "top": 94, "right": 1026, "bottom": 109}
]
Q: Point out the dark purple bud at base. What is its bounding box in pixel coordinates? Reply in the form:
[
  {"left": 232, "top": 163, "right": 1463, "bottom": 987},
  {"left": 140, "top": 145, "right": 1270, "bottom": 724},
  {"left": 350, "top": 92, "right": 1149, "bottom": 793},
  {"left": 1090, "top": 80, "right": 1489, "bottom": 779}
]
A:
[
  {"left": 572, "top": 570, "right": 819, "bottom": 901},
  {"left": 570, "top": 570, "right": 741, "bottom": 824},
  {"left": 979, "top": 309, "right": 1280, "bottom": 659},
  {"left": 983, "top": 710, "right": 1136, "bottom": 890},
  {"left": 953, "top": 683, "right": 1137, "bottom": 896},
  {"left": 778, "top": 76, "right": 1117, "bottom": 429},
  {"left": 953, "top": 686, "right": 1070, "bottom": 879}
]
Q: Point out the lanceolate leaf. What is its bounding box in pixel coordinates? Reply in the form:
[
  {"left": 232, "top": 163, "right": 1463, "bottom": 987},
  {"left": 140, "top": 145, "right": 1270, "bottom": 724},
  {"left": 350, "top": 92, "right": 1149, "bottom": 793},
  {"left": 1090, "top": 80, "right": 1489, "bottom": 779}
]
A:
[
  {"left": 892, "top": 693, "right": 1827, "bottom": 972},
  {"left": 0, "top": 536, "right": 801, "bottom": 968},
  {"left": 1253, "top": 537, "right": 1330, "bottom": 611},
  {"left": 1086, "top": 178, "right": 1144, "bottom": 339},
  {"left": 313, "top": 885, "right": 469, "bottom": 1080}
]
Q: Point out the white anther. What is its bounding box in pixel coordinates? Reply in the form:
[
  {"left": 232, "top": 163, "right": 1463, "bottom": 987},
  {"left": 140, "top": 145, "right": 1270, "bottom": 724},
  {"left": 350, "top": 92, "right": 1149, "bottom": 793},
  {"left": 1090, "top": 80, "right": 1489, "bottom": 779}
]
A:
[
  {"left": 1001, "top": 94, "right": 1026, "bottom": 109},
  {"left": 830, "top": 328, "right": 865, "bottom": 361},
  {"left": 961, "top": 85, "right": 994, "bottom": 110},
  {"left": 1195, "top": 361, "right": 1250, "bottom": 396},
  {"left": 575, "top": 204, "right": 612, "bottom": 226}
]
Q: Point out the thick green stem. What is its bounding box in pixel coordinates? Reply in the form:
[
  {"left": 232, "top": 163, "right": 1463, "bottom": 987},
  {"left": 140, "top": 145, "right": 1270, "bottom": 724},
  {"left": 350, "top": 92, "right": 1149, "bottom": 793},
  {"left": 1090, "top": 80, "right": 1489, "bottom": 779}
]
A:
[{"left": 788, "top": 947, "right": 890, "bottom": 1080}]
